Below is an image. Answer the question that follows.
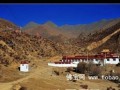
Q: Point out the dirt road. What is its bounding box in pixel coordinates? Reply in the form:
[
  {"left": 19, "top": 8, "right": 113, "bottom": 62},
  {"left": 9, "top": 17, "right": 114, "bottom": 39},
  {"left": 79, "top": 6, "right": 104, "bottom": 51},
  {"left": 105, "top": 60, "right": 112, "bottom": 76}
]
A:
[
  {"left": 0, "top": 56, "right": 119, "bottom": 90},
  {"left": 0, "top": 60, "right": 52, "bottom": 90}
]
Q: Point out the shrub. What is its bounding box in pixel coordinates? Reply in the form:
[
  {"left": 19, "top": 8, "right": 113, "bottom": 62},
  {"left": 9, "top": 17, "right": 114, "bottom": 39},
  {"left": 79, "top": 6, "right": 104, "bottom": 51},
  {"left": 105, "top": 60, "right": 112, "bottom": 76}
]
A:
[
  {"left": 80, "top": 84, "right": 88, "bottom": 89},
  {"left": 54, "top": 70, "right": 59, "bottom": 76},
  {"left": 106, "top": 86, "right": 116, "bottom": 90},
  {"left": 77, "top": 62, "right": 101, "bottom": 76},
  {"left": 111, "top": 72, "right": 120, "bottom": 83},
  {"left": 19, "top": 86, "right": 27, "bottom": 90},
  {"left": 116, "top": 63, "right": 120, "bottom": 67},
  {"left": 77, "top": 62, "right": 88, "bottom": 73},
  {"left": 118, "top": 84, "right": 120, "bottom": 88},
  {"left": 89, "top": 65, "right": 102, "bottom": 76}
]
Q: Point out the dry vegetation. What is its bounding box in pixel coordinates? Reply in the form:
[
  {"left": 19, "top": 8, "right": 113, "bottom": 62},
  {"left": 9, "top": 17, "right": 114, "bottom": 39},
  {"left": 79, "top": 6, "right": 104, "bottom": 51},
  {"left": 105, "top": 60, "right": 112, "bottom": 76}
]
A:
[
  {"left": 0, "top": 18, "right": 120, "bottom": 90},
  {"left": 18, "top": 60, "right": 120, "bottom": 90}
]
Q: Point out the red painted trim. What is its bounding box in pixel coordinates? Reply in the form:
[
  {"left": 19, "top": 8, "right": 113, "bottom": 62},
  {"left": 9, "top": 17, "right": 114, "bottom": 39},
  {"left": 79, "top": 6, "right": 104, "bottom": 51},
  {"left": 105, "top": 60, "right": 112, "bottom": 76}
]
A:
[{"left": 21, "top": 61, "right": 29, "bottom": 64}]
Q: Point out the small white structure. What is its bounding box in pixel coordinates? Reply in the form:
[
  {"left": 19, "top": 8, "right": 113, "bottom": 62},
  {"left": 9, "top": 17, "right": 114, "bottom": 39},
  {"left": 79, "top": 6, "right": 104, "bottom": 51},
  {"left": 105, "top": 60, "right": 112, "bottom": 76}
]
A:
[{"left": 20, "top": 61, "right": 29, "bottom": 72}]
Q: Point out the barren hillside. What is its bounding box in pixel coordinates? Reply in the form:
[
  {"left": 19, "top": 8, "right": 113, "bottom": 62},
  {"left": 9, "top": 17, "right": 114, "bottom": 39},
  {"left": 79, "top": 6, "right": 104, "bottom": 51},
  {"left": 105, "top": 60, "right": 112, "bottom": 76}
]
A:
[{"left": 0, "top": 18, "right": 18, "bottom": 31}]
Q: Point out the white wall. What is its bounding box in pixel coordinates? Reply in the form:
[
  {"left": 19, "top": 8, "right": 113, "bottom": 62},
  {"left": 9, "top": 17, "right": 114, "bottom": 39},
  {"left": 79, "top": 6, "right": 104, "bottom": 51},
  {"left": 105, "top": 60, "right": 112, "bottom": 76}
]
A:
[
  {"left": 48, "top": 63, "right": 77, "bottom": 67},
  {"left": 20, "top": 64, "right": 29, "bottom": 72},
  {"left": 48, "top": 58, "right": 120, "bottom": 68},
  {"left": 104, "top": 58, "right": 119, "bottom": 64},
  {"left": 93, "top": 59, "right": 99, "bottom": 64}
]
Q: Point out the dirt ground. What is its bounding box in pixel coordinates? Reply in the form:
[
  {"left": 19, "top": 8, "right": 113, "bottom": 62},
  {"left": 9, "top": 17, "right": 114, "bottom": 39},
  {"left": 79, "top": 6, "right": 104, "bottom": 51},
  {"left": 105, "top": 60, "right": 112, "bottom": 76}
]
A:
[{"left": 0, "top": 56, "right": 119, "bottom": 90}]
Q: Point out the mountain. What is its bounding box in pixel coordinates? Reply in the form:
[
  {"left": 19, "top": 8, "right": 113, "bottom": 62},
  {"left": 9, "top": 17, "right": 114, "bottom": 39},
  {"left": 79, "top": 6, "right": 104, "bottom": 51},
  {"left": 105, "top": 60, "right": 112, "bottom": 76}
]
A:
[
  {"left": 22, "top": 18, "right": 120, "bottom": 54},
  {"left": 23, "top": 18, "right": 120, "bottom": 39},
  {"left": 1, "top": 17, "right": 120, "bottom": 83},
  {"left": 60, "top": 18, "right": 120, "bottom": 37},
  {"left": 0, "top": 18, "right": 18, "bottom": 31},
  {"left": 22, "top": 21, "right": 39, "bottom": 30},
  {"left": 44, "top": 21, "right": 58, "bottom": 28},
  {"left": 1, "top": 17, "right": 120, "bottom": 64},
  {"left": 0, "top": 18, "right": 81, "bottom": 67},
  {"left": 87, "top": 22, "right": 120, "bottom": 53},
  {"left": 74, "top": 19, "right": 120, "bottom": 53},
  {"left": 23, "top": 21, "right": 71, "bottom": 43}
]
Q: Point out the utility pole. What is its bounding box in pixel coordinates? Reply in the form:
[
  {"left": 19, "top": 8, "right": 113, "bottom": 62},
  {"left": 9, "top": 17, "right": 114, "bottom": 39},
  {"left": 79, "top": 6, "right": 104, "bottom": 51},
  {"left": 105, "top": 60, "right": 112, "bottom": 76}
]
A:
[
  {"left": 117, "top": 48, "right": 120, "bottom": 62},
  {"left": 87, "top": 51, "right": 88, "bottom": 61}
]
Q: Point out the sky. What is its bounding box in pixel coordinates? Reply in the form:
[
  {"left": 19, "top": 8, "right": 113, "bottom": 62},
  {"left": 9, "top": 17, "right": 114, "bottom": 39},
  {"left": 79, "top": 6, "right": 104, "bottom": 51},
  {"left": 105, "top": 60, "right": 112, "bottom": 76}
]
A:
[{"left": 0, "top": 4, "right": 120, "bottom": 27}]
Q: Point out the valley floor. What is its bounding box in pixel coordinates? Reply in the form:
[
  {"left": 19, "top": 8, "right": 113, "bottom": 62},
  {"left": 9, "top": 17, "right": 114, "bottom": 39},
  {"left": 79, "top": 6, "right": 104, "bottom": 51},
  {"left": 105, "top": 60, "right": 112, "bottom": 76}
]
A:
[{"left": 0, "top": 56, "right": 119, "bottom": 90}]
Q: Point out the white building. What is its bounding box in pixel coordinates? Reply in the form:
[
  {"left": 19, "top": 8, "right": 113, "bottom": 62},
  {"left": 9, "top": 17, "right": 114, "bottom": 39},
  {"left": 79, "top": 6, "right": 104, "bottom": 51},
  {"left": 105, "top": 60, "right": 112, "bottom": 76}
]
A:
[
  {"left": 48, "top": 51, "right": 120, "bottom": 67},
  {"left": 20, "top": 61, "right": 29, "bottom": 72}
]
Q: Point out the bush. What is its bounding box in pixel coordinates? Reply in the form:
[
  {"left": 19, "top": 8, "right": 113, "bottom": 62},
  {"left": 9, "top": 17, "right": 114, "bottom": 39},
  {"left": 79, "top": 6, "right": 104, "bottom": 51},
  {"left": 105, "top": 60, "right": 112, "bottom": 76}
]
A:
[
  {"left": 118, "top": 84, "right": 120, "bottom": 88},
  {"left": 80, "top": 84, "right": 88, "bottom": 89},
  {"left": 106, "top": 87, "right": 116, "bottom": 90},
  {"left": 111, "top": 72, "right": 120, "bottom": 83},
  {"left": 77, "top": 62, "right": 101, "bottom": 76},
  {"left": 116, "top": 63, "right": 120, "bottom": 67},
  {"left": 89, "top": 65, "right": 102, "bottom": 76},
  {"left": 77, "top": 62, "right": 88, "bottom": 74},
  {"left": 54, "top": 70, "right": 59, "bottom": 76},
  {"left": 19, "top": 86, "right": 27, "bottom": 90}
]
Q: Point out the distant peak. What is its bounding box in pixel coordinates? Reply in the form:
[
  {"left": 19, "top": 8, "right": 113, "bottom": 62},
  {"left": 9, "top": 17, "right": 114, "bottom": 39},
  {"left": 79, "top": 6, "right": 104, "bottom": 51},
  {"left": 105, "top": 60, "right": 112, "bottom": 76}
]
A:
[
  {"left": 45, "top": 21, "right": 54, "bottom": 24},
  {"left": 22, "top": 21, "right": 39, "bottom": 30},
  {"left": 44, "top": 21, "right": 57, "bottom": 27},
  {"left": 27, "top": 21, "right": 39, "bottom": 25}
]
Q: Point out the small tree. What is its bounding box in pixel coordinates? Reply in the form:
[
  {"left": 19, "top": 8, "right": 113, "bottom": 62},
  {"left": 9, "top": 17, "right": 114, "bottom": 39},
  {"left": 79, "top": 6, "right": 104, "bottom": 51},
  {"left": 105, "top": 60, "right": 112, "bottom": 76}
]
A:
[
  {"left": 116, "top": 63, "right": 120, "bottom": 67},
  {"left": 89, "top": 65, "right": 102, "bottom": 76},
  {"left": 77, "top": 62, "right": 88, "bottom": 74},
  {"left": 77, "top": 62, "right": 101, "bottom": 76}
]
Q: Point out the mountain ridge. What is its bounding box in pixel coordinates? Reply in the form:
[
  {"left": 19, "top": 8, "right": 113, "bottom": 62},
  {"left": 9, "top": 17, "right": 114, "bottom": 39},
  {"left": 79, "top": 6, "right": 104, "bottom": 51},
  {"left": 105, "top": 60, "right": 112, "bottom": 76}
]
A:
[{"left": 22, "top": 18, "right": 120, "bottom": 39}]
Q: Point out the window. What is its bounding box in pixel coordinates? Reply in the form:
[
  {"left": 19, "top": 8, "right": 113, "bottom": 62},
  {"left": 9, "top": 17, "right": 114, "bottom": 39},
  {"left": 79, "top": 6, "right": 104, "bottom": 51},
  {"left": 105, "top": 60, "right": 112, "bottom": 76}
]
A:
[
  {"left": 107, "top": 59, "right": 109, "bottom": 61},
  {"left": 113, "top": 58, "right": 116, "bottom": 61},
  {"left": 26, "top": 65, "right": 28, "bottom": 69}
]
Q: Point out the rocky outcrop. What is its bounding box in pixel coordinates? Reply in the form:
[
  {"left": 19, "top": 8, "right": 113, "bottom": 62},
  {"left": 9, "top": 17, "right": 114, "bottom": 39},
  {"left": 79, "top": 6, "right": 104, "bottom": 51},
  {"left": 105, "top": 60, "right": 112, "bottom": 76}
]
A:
[
  {"left": 0, "top": 18, "right": 18, "bottom": 31},
  {"left": 118, "top": 34, "right": 120, "bottom": 44},
  {"left": 87, "top": 29, "right": 120, "bottom": 51}
]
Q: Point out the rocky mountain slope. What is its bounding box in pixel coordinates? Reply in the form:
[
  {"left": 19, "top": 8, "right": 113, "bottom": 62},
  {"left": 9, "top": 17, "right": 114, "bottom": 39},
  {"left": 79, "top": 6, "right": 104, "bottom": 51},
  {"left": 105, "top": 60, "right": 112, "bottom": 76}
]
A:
[
  {"left": 23, "top": 18, "right": 120, "bottom": 39},
  {"left": 0, "top": 30, "right": 59, "bottom": 66},
  {"left": 22, "top": 21, "right": 39, "bottom": 30},
  {"left": 60, "top": 18, "right": 120, "bottom": 36},
  {"left": 74, "top": 19, "right": 120, "bottom": 53},
  {"left": 0, "top": 19, "right": 82, "bottom": 67},
  {"left": 0, "top": 17, "right": 120, "bottom": 68},
  {"left": 0, "top": 18, "right": 18, "bottom": 31}
]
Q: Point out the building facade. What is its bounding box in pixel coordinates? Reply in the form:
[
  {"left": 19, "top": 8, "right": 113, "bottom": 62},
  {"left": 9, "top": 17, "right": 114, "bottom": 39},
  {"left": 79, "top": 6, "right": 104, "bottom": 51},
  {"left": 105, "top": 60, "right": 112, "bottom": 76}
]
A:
[
  {"left": 20, "top": 61, "right": 29, "bottom": 72},
  {"left": 48, "top": 51, "right": 120, "bottom": 67}
]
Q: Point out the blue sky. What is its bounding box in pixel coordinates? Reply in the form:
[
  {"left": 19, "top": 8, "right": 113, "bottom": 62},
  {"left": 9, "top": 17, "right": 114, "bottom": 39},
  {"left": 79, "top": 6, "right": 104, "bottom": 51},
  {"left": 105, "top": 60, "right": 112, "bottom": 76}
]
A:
[{"left": 0, "top": 4, "right": 120, "bottom": 27}]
